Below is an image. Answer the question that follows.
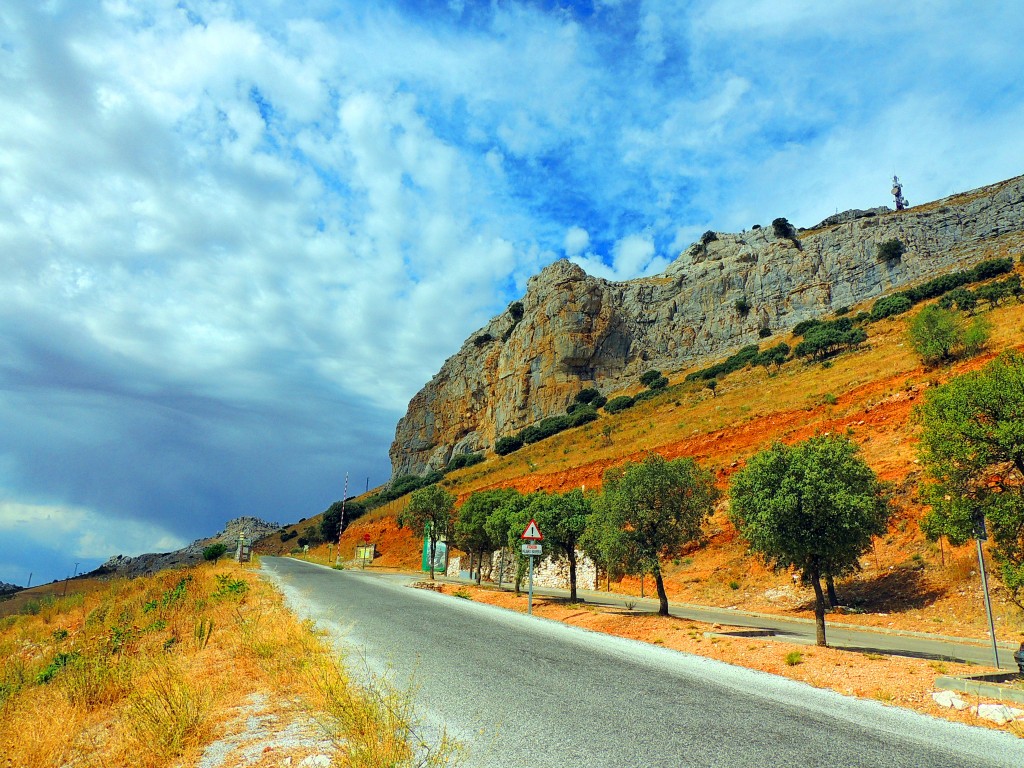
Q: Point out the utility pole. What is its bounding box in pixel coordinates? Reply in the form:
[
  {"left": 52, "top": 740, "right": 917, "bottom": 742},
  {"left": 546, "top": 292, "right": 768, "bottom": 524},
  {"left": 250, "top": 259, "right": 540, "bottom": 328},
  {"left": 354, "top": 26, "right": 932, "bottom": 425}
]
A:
[
  {"left": 973, "top": 513, "right": 1000, "bottom": 668},
  {"left": 61, "top": 562, "right": 81, "bottom": 597},
  {"left": 337, "top": 472, "right": 349, "bottom": 564}
]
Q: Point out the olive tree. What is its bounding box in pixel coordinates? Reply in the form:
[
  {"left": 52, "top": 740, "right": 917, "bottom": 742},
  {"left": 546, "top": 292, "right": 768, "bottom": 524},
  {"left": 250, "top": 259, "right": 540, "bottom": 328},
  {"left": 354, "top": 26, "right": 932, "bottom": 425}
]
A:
[
  {"left": 729, "top": 436, "right": 891, "bottom": 646},
  {"left": 525, "top": 489, "right": 592, "bottom": 602},
  {"left": 398, "top": 484, "right": 456, "bottom": 580},
  {"left": 587, "top": 454, "right": 719, "bottom": 616},
  {"left": 455, "top": 488, "right": 517, "bottom": 584},
  {"left": 483, "top": 489, "right": 533, "bottom": 592},
  {"left": 917, "top": 352, "right": 1024, "bottom": 604},
  {"left": 907, "top": 305, "right": 990, "bottom": 366}
]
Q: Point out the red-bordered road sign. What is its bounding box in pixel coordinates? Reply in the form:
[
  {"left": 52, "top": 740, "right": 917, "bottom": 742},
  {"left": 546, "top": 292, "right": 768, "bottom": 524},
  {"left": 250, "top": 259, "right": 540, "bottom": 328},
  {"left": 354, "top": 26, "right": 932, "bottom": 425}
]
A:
[{"left": 521, "top": 519, "right": 543, "bottom": 541}]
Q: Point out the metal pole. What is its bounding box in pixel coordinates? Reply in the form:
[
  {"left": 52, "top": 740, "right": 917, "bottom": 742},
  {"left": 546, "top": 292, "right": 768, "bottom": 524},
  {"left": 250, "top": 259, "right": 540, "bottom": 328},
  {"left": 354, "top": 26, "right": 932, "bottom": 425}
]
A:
[
  {"left": 337, "top": 472, "right": 349, "bottom": 564},
  {"left": 976, "top": 537, "right": 1000, "bottom": 668},
  {"left": 528, "top": 554, "right": 535, "bottom": 615}
]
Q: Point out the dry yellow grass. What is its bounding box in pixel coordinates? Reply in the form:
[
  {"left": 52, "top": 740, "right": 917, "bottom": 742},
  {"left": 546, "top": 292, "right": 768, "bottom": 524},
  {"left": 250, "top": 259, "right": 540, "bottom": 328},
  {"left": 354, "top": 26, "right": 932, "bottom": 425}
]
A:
[{"left": 0, "top": 562, "right": 458, "bottom": 768}]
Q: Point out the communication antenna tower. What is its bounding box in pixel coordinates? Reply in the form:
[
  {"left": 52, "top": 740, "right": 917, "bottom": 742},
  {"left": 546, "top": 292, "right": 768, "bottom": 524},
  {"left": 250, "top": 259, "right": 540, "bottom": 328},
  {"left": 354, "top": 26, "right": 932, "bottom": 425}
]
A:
[{"left": 891, "top": 175, "right": 908, "bottom": 211}]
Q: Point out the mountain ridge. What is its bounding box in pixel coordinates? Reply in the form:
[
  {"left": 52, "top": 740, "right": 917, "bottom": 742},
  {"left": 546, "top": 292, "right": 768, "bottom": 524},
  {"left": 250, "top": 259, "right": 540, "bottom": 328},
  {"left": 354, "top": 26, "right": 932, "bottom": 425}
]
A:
[{"left": 390, "top": 175, "right": 1024, "bottom": 478}]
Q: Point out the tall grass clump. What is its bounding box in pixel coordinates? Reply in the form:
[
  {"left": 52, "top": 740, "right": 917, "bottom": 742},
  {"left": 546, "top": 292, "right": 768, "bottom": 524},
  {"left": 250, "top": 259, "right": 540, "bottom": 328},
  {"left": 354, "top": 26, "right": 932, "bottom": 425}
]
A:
[{"left": 0, "top": 563, "right": 458, "bottom": 767}]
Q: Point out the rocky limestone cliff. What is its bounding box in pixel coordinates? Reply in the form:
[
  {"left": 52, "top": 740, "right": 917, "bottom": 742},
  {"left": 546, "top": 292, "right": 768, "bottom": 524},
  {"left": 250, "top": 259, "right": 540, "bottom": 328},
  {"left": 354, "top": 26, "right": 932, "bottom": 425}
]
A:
[{"left": 390, "top": 176, "right": 1024, "bottom": 477}]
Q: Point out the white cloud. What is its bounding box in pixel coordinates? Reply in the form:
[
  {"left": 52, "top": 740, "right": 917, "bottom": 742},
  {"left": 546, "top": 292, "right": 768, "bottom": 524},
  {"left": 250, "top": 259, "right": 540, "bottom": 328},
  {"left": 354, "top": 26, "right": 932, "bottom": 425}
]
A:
[
  {"left": 564, "top": 226, "right": 590, "bottom": 256},
  {"left": 571, "top": 233, "right": 669, "bottom": 282},
  {"left": 0, "top": 501, "right": 186, "bottom": 561}
]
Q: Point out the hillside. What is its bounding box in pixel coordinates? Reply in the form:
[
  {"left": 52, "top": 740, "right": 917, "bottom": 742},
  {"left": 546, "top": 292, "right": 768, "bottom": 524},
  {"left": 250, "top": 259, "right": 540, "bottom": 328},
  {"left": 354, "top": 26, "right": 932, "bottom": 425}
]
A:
[
  {"left": 283, "top": 246, "right": 1024, "bottom": 646},
  {"left": 391, "top": 175, "right": 1024, "bottom": 477}
]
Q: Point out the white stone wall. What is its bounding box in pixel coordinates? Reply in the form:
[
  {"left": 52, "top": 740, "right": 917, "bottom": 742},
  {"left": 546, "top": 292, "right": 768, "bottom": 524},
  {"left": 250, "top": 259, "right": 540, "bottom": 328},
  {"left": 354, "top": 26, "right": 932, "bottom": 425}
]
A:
[{"left": 447, "top": 548, "right": 597, "bottom": 591}]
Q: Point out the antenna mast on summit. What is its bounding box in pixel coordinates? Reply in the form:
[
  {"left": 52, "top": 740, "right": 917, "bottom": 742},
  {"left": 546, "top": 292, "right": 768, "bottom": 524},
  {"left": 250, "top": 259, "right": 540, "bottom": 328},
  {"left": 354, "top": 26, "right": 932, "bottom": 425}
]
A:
[{"left": 892, "top": 175, "right": 908, "bottom": 211}]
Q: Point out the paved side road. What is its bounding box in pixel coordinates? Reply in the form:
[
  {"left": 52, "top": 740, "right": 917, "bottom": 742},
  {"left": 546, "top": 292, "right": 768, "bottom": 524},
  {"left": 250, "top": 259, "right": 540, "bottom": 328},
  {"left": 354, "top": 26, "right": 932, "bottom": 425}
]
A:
[
  {"left": 260, "top": 558, "right": 1024, "bottom": 768},
  {"left": 450, "top": 576, "right": 1020, "bottom": 670}
]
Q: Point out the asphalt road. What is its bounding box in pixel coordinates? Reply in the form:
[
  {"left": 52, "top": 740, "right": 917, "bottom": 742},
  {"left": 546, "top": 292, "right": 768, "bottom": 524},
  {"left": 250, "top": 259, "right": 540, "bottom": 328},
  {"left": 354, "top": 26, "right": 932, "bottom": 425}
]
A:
[{"left": 260, "top": 557, "right": 1024, "bottom": 768}]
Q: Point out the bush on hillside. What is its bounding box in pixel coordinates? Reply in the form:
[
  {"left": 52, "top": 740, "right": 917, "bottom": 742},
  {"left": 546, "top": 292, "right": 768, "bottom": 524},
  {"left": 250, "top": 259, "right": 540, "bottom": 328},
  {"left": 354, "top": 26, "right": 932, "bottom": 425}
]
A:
[
  {"left": 604, "top": 395, "right": 636, "bottom": 414},
  {"left": 203, "top": 543, "right": 228, "bottom": 561},
  {"left": 446, "top": 452, "right": 484, "bottom": 472},
  {"left": 869, "top": 294, "right": 913, "bottom": 321},
  {"left": 638, "top": 370, "right": 663, "bottom": 387},
  {"left": 569, "top": 407, "right": 599, "bottom": 427},
  {"left": 495, "top": 435, "right": 523, "bottom": 456},
  {"left": 876, "top": 239, "right": 906, "bottom": 262}
]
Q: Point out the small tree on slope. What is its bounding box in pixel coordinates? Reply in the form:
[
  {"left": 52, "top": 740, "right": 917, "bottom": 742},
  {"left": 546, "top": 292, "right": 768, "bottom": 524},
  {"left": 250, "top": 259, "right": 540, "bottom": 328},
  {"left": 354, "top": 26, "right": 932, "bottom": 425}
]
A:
[{"left": 729, "top": 436, "right": 891, "bottom": 646}]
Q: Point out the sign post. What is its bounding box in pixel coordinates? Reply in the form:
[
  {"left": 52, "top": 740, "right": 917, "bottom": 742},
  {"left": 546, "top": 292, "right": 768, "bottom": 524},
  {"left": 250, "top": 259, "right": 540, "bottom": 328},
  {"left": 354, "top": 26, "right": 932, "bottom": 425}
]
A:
[{"left": 521, "top": 519, "right": 544, "bottom": 615}]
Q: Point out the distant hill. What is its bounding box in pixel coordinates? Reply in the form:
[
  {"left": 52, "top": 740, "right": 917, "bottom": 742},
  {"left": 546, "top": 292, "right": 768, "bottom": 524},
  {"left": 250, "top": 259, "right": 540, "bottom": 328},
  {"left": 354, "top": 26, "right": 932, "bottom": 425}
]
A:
[
  {"left": 391, "top": 175, "right": 1024, "bottom": 477},
  {"left": 93, "top": 516, "right": 279, "bottom": 578}
]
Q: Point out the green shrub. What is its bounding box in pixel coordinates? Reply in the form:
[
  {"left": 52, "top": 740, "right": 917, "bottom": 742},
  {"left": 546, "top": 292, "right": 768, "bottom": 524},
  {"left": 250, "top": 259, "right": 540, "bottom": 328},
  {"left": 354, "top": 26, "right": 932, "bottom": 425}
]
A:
[
  {"left": 735, "top": 297, "right": 751, "bottom": 317},
  {"left": 876, "top": 239, "right": 905, "bottom": 262},
  {"left": 869, "top": 294, "right": 912, "bottom": 321},
  {"left": 604, "top": 395, "right": 635, "bottom": 414},
  {"left": 36, "top": 652, "right": 80, "bottom": 684},
  {"left": 638, "top": 370, "right": 662, "bottom": 387},
  {"left": 754, "top": 343, "right": 790, "bottom": 367},
  {"left": 569, "top": 407, "right": 599, "bottom": 427},
  {"left": 758, "top": 326, "right": 772, "bottom": 338},
  {"left": 908, "top": 305, "right": 991, "bottom": 365},
  {"left": 592, "top": 395, "right": 607, "bottom": 409},
  {"left": 494, "top": 435, "right": 523, "bottom": 456},
  {"left": 446, "top": 452, "right": 484, "bottom": 472},
  {"left": 685, "top": 344, "right": 761, "bottom": 382},
  {"left": 938, "top": 287, "right": 977, "bottom": 313},
  {"left": 202, "top": 544, "right": 227, "bottom": 562},
  {"left": 648, "top": 375, "right": 669, "bottom": 390},
  {"left": 574, "top": 387, "right": 601, "bottom": 404},
  {"left": 700, "top": 230, "right": 718, "bottom": 246},
  {"left": 970, "top": 257, "right": 1014, "bottom": 281},
  {"left": 794, "top": 325, "right": 867, "bottom": 361},
  {"left": 772, "top": 217, "right": 797, "bottom": 240}
]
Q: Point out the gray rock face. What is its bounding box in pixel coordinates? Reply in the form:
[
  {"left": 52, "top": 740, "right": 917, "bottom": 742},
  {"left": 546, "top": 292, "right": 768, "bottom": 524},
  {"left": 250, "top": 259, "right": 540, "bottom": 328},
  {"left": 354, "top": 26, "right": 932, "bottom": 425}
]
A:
[
  {"left": 96, "top": 516, "right": 280, "bottom": 577},
  {"left": 390, "top": 176, "right": 1024, "bottom": 478}
]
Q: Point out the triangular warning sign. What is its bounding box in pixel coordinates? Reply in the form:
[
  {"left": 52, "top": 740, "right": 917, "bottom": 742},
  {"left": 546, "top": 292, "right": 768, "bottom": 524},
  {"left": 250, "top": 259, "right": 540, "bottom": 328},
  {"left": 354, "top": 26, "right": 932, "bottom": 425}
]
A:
[{"left": 521, "top": 519, "right": 543, "bottom": 540}]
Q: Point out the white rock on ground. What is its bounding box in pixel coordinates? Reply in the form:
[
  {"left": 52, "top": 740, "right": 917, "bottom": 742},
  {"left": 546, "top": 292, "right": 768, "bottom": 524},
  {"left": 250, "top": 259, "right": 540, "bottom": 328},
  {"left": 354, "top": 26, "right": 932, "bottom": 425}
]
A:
[
  {"left": 931, "top": 690, "right": 967, "bottom": 710},
  {"left": 975, "top": 703, "right": 1024, "bottom": 725}
]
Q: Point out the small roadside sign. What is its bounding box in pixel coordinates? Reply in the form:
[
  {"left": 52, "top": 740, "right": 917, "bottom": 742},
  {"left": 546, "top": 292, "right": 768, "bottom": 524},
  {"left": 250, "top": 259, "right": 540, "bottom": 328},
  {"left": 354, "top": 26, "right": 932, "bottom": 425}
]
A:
[
  {"left": 521, "top": 542, "right": 543, "bottom": 557},
  {"left": 521, "top": 519, "right": 543, "bottom": 541}
]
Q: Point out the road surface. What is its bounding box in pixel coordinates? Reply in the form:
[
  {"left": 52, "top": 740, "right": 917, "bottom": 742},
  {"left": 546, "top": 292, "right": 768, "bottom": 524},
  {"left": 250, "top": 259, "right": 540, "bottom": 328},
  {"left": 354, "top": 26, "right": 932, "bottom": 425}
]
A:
[{"left": 261, "top": 557, "right": 1024, "bottom": 768}]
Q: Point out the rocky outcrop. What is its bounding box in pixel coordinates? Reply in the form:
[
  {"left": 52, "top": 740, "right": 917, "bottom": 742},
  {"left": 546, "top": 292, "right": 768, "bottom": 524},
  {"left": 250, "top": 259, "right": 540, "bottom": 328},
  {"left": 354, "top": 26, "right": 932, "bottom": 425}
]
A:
[
  {"left": 95, "top": 516, "right": 280, "bottom": 577},
  {"left": 390, "top": 176, "right": 1024, "bottom": 477}
]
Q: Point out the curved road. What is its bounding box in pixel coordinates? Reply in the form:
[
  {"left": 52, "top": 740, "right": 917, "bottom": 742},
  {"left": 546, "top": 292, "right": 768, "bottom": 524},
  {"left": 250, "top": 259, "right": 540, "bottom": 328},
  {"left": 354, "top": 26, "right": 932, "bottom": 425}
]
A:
[{"left": 261, "top": 557, "right": 1023, "bottom": 768}]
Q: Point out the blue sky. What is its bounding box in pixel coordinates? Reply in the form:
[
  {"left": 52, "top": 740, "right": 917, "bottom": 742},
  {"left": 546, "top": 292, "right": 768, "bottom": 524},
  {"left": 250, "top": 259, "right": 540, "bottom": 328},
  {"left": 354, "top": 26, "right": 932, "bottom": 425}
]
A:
[{"left": 1, "top": 0, "right": 1022, "bottom": 586}]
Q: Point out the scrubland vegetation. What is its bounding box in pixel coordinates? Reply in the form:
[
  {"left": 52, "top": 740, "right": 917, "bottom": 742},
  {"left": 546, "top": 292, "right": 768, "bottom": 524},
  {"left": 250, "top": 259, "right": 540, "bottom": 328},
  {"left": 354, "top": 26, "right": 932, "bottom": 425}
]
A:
[{"left": 0, "top": 564, "right": 455, "bottom": 768}]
